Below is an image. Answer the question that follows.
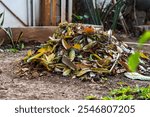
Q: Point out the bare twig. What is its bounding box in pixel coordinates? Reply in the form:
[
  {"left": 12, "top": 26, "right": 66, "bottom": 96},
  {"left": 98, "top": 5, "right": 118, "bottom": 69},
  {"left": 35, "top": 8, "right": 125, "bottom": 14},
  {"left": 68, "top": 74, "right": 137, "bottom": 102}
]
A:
[{"left": 110, "top": 53, "right": 120, "bottom": 72}]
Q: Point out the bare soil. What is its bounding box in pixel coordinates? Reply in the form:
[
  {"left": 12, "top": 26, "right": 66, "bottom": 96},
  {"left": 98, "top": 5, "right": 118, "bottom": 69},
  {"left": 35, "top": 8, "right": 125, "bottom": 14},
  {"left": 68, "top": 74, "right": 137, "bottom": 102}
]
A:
[{"left": 0, "top": 45, "right": 150, "bottom": 100}]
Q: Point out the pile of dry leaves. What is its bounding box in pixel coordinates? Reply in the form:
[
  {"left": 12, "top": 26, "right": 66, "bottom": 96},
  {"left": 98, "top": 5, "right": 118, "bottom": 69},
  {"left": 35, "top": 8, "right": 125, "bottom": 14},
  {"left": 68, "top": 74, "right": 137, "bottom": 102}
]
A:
[{"left": 23, "top": 22, "right": 150, "bottom": 80}]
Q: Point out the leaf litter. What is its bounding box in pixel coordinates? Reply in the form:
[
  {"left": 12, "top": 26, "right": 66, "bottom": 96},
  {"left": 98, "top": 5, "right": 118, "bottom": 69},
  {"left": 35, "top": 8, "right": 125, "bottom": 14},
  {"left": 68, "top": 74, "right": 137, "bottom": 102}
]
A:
[{"left": 23, "top": 23, "right": 150, "bottom": 81}]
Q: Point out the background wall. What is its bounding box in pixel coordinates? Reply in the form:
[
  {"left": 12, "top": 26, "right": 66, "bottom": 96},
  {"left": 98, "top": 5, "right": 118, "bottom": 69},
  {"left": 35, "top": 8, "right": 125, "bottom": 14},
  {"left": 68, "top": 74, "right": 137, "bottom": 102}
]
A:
[{"left": 0, "top": 0, "right": 40, "bottom": 27}]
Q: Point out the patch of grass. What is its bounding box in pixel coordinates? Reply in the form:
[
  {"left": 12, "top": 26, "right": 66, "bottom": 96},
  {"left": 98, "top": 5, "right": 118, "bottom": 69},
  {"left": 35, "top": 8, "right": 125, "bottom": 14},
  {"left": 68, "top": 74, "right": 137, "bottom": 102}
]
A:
[{"left": 102, "top": 86, "right": 150, "bottom": 100}]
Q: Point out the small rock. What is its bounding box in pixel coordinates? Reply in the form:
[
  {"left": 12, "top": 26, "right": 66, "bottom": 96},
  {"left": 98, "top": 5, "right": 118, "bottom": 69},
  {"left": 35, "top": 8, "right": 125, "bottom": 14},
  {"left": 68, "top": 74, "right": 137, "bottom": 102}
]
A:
[
  {"left": 39, "top": 71, "right": 48, "bottom": 76},
  {"left": 32, "top": 71, "right": 39, "bottom": 78},
  {"left": 22, "top": 68, "right": 29, "bottom": 72},
  {"left": 0, "top": 49, "right": 4, "bottom": 53}
]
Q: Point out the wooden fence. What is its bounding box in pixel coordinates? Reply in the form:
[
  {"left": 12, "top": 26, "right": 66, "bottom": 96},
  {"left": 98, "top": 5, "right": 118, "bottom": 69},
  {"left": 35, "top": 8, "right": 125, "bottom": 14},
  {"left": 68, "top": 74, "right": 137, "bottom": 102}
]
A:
[{"left": 41, "top": 0, "right": 73, "bottom": 26}]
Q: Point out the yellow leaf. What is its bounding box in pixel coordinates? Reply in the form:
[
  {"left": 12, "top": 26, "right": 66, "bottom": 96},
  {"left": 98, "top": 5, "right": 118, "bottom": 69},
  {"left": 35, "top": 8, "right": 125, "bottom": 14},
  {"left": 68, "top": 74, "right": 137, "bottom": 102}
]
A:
[
  {"left": 24, "top": 50, "right": 33, "bottom": 60},
  {"left": 91, "top": 68, "right": 110, "bottom": 74},
  {"left": 139, "top": 52, "right": 149, "bottom": 60},
  {"left": 83, "top": 41, "right": 96, "bottom": 50},
  {"left": 77, "top": 68, "right": 91, "bottom": 77},
  {"left": 63, "top": 68, "right": 71, "bottom": 76},
  {"left": 73, "top": 43, "right": 81, "bottom": 50},
  {"left": 27, "top": 52, "right": 44, "bottom": 63},
  {"left": 51, "top": 44, "right": 57, "bottom": 53},
  {"left": 55, "top": 63, "right": 66, "bottom": 69},
  {"left": 27, "top": 50, "right": 33, "bottom": 56},
  {"left": 69, "top": 49, "right": 75, "bottom": 61},
  {"left": 62, "top": 39, "right": 70, "bottom": 50},
  {"left": 38, "top": 47, "right": 47, "bottom": 53},
  {"left": 39, "top": 58, "right": 52, "bottom": 71},
  {"left": 44, "top": 53, "right": 55, "bottom": 63},
  {"left": 93, "top": 54, "right": 102, "bottom": 60}
]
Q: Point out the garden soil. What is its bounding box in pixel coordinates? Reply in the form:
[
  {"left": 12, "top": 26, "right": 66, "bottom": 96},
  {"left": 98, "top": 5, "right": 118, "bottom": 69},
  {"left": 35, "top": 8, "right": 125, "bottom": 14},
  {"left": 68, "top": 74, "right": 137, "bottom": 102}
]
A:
[{"left": 0, "top": 45, "right": 150, "bottom": 100}]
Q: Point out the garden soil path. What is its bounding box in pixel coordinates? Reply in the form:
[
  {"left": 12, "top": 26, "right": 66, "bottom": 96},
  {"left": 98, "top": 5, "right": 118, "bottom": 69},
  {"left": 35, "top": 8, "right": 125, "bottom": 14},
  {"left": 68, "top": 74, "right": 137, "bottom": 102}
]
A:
[{"left": 0, "top": 48, "right": 150, "bottom": 100}]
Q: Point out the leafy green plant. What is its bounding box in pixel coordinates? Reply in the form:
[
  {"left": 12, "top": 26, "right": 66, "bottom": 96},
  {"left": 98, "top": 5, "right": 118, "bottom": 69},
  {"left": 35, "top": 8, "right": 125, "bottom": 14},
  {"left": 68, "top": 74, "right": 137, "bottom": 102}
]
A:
[
  {"left": 102, "top": 86, "right": 150, "bottom": 100},
  {"left": 72, "top": 14, "right": 89, "bottom": 23},
  {"left": 79, "top": 0, "right": 125, "bottom": 30},
  {"left": 2, "top": 28, "right": 24, "bottom": 53},
  {"left": 128, "top": 31, "right": 150, "bottom": 72},
  {"left": 0, "top": 12, "right": 24, "bottom": 52},
  {"left": 84, "top": 0, "right": 102, "bottom": 25},
  {"left": 111, "top": 0, "right": 124, "bottom": 30}
]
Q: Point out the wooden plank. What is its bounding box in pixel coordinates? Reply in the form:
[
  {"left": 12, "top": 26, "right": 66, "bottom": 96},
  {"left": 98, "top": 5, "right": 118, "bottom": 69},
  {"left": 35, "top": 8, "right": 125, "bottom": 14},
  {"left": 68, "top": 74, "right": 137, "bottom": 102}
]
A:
[
  {"left": 61, "top": 0, "right": 66, "bottom": 23},
  {"left": 52, "top": 0, "right": 57, "bottom": 25},
  {"left": 40, "top": 0, "right": 51, "bottom": 26},
  {"left": 68, "top": 0, "right": 73, "bottom": 23},
  {"left": 0, "top": 27, "right": 57, "bottom": 43},
  {"left": 27, "top": 0, "right": 32, "bottom": 26}
]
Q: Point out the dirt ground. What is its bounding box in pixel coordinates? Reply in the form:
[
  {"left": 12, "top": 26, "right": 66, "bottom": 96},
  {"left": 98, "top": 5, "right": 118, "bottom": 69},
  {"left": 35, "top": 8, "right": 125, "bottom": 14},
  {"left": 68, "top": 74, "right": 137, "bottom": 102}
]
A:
[{"left": 0, "top": 44, "right": 150, "bottom": 100}]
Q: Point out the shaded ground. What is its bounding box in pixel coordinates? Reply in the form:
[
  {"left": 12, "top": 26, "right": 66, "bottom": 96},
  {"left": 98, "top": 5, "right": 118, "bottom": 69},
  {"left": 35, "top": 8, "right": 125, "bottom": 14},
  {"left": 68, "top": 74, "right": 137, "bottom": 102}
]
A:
[{"left": 0, "top": 45, "right": 150, "bottom": 100}]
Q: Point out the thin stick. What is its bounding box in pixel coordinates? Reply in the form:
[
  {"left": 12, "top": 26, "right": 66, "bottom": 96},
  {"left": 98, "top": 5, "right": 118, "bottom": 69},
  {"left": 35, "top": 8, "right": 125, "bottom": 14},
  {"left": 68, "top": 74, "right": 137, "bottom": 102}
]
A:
[{"left": 110, "top": 53, "right": 120, "bottom": 72}]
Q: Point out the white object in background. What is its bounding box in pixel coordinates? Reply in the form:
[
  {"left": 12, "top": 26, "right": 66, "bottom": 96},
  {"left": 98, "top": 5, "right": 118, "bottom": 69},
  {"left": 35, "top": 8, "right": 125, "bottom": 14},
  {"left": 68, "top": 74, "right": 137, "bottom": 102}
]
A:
[
  {"left": 61, "top": 0, "right": 73, "bottom": 23},
  {"left": 61, "top": 0, "right": 66, "bottom": 23},
  {"left": 32, "top": 0, "right": 40, "bottom": 26},
  {"left": 0, "top": 0, "right": 40, "bottom": 27},
  {"left": 124, "top": 72, "right": 150, "bottom": 81},
  {"left": 68, "top": 0, "right": 73, "bottom": 23}
]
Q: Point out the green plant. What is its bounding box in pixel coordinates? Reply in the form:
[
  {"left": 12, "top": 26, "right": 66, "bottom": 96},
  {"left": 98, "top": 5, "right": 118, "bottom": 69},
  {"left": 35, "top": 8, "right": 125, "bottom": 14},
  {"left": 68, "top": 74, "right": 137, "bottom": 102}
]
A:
[
  {"left": 111, "top": 0, "right": 124, "bottom": 30},
  {"left": 128, "top": 31, "right": 150, "bottom": 72},
  {"left": 0, "top": 12, "right": 24, "bottom": 52},
  {"left": 81, "top": 0, "right": 125, "bottom": 30},
  {"left": 2, "top": 27, "right": 24, "bottom": 52},
  {"left": 72, "top": 14, "right": 89, "bottom": 23},
  {"left": 102, "top": 86, "right": 150, "bottom": 100},
  {"left": 84, "top": 0, "right": 102, "bottom": 25}
]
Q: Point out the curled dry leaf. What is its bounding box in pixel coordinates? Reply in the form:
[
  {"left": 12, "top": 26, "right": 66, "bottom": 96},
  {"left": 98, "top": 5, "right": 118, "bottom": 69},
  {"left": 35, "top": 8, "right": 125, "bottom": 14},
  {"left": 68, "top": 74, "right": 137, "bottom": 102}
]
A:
[
  {"left": 62, "top": 39, "right": 71, "bottom": 50},
  {"left": 69, "top": 49, "right": 76, "bottom": 61},
  {"left": 62, "top": 55, "right": 76, "bottom": 70},
  {"left": 63, "top": 68, "right": 71, "bottom": 76}
]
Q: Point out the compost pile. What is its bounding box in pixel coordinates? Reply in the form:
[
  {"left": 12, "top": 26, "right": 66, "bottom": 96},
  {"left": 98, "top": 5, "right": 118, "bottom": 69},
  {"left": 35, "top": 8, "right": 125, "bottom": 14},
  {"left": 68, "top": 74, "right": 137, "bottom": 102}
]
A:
[{"left": 24, "top": 23, "right": 150, "bottom": 80}]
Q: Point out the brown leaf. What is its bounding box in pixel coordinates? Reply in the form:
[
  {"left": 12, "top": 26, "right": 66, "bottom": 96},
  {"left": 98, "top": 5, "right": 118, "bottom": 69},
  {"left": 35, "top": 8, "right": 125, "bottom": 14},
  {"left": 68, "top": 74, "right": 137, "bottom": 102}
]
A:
[{"left": 62, "top": 55, "right": 76, "bottom": 70}]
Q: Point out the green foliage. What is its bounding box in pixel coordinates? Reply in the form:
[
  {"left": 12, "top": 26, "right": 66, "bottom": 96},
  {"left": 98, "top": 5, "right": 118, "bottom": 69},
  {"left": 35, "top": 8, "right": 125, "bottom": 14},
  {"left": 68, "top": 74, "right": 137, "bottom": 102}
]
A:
[
  {"left": 128, "top": 31, "right": 150, "bottom": 72},
  {"left": 138, "top": 31, "right": 150, "bottom": 48},
  {"left": 128, "top": 52, "right": 140, "bottom": 72},
  {"left": 0, "top": 12, "right": 24, "bottom": 51},
  {"left": 72, "top": 14, "right": 89, "bottom": 23},
  {"left": 74, "top": 0, "right": 125, "bottom": 30},
  {"left": 102, "top": 86, "right": 150, "bottom": 100},
  {"left": 111, "top": 0, "right": 124, "bottom": 30},
  {"left": 84, "top": 0, "right": 102, "bottom": 25}
]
